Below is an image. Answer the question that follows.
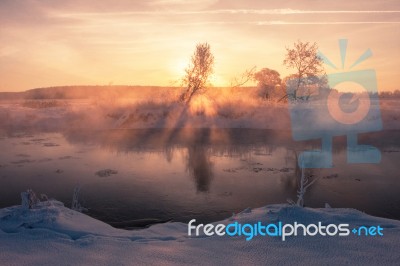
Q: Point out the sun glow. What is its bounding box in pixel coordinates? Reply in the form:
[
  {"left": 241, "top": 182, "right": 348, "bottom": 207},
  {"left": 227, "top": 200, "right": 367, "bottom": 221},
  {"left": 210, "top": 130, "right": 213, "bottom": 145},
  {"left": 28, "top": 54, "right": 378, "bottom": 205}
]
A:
[
  {"left": 0, "top": 1, "right": 399, "bottom": 92},
  {"left": 169, "top": 58, "right": 188, "bottom": 76},
  {"left": 189, "top": 95, "right": 217, "bottom": 117},
  {"left": 209, "top": 73, "right": 227, "bottom": 87}
]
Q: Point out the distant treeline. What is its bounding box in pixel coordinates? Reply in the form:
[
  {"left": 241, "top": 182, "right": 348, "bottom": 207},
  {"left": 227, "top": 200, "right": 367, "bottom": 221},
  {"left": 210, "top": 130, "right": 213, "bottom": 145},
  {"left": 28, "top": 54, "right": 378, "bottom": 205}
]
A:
[
  {"left": 0, "top": 85, "right": 399, "bottom": 100},
  {"left": 0, "top": 85, "right": 181, "bottom": 100},
  {"left": 373, "top": 90, "right": 400, "bottom": 98}
]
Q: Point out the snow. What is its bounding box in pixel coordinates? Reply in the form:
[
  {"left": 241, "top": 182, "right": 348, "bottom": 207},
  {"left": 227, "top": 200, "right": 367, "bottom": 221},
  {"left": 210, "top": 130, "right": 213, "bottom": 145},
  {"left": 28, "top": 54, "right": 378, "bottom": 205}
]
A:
[{"left": 1, "top": 200, "right": 399, "bottom": 265}]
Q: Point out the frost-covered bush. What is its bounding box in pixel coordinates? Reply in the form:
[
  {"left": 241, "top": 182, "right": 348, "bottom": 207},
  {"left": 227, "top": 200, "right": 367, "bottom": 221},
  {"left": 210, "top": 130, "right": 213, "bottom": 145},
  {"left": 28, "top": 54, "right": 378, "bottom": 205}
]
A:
[
  {"left": 21, "top": 189, "right": 40, "bottom": 209},
  {"left": 71, "top": 185, "right": 86, "bottom": 212},
  {"left": 287, "top": 156, "right": 320, "bottom": 207}
]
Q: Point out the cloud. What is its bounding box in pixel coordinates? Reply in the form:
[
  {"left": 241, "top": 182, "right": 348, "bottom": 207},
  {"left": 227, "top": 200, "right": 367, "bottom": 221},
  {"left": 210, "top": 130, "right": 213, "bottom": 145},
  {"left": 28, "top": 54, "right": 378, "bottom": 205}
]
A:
[
  {"left": 147, "top": 0, "right": 218, "bottom": 9},
  {"left": 53, "top": 9, "right": 400, "bottom": 17},
  {"left": 256, "top": 21, "right": 400, "bottom": 25},
  {"left": 1, "top": 1, "right": 399, "bottom": 91}
]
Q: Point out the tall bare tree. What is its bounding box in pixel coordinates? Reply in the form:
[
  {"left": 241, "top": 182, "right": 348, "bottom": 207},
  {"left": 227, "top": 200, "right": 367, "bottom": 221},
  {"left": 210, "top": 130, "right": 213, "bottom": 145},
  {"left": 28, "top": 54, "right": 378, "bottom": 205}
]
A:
[
  {"left": 180, "top": 43, "right": 214, "bottom": 104},
  {"left": 281, "top": 41, "right": 324, "bottom": 101}
]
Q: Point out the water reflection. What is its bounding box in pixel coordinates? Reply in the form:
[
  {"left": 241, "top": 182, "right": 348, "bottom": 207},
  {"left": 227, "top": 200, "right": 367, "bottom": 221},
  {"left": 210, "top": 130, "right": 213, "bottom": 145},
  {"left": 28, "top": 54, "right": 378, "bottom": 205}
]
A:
[
  {"left": 1, "top": 127, "right": 400, "bottom": 226},
  {"left": 60, "top": 128, "right": 400, "bottom": 196},
  {"left": 59, "top": 127, "right": 400, "bottom": 205},
  {"left": 62, "top": 128, "right": 296, "bottom": 194},
  {"left": 186, "top": 145, "right": 213, "bottom": 192}
]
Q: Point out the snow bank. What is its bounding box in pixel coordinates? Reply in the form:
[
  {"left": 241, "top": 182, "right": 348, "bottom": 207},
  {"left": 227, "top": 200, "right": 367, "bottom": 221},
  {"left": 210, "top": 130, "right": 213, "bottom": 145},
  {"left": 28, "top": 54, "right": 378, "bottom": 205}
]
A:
[{"left": 0, "top": 200, "right": 399, "bottom": 265}]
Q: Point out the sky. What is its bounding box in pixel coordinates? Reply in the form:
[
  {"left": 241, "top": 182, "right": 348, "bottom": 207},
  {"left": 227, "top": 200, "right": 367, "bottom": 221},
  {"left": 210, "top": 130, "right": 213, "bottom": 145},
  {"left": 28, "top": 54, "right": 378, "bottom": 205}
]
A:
[{"left": 0, "top": 0, "right": 399, "bottom": 92}]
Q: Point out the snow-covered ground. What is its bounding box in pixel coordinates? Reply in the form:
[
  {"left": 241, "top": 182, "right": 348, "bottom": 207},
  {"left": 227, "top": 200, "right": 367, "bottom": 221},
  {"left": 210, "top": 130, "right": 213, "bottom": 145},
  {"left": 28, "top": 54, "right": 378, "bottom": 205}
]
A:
[{"left": 0, "top": 200, "right": 399, "bottom": 265}]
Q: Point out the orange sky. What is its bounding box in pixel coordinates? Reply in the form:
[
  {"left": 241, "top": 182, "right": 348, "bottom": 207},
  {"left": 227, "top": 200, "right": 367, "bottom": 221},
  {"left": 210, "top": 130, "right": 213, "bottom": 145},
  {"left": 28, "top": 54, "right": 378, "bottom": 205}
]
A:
[{"left": 0, "top": 0, "right": 399, "bottom": 92}]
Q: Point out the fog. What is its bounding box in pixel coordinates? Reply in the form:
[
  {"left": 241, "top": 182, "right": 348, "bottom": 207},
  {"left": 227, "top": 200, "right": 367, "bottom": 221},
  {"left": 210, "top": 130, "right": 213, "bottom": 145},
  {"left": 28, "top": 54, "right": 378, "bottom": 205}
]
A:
[{"left": 0, "top": 86, "right": 399, "bottom": 138}]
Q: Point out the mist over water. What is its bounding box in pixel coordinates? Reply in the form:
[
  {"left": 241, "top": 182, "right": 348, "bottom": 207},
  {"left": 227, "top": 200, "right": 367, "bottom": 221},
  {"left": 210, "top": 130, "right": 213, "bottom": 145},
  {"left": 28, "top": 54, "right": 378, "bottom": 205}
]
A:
[
  {"left": 1, "top": 88, "right": 400, "bottom": 227},
  {"left": 1, "top": 125, "right": 400, "bottom": 228}
]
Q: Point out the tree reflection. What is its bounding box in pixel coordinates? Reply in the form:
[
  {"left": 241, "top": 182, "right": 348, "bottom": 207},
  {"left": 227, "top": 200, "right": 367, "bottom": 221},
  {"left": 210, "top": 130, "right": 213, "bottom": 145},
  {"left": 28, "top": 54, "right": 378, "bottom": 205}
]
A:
[{"left": 186, "top": 145, "right": 213, "bottom": 192}]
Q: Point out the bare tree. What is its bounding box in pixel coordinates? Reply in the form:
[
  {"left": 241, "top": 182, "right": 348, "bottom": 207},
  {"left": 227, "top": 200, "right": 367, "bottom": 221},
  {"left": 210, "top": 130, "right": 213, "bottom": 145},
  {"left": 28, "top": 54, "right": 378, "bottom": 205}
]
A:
[
  {"left": 180, "top": 43, "right": 214, "bottom": 104},
  {"left": 300, "top": 74, "right": 329, "bottom": 100},
  {"left": 286, "top": 152, "right": 319, "bottom": 207},
  {"left": 282, "top": 73, "right": 329, "bottom": 101},
  {"left": 253, "top": 68, "right": 282, "bottom": 100},
  {"left": 280, "top": 41, "right": 324, "bottom": 101},
  {"left": 230, "top": 66, "right": 257, "bottom": 88}
]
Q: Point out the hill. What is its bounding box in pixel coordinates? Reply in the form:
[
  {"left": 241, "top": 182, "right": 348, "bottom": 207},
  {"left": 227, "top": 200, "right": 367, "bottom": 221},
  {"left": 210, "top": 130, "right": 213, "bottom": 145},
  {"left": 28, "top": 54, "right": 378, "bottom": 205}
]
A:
[{"left": 0, "top": 86, "right": 181, "bottom": 100}]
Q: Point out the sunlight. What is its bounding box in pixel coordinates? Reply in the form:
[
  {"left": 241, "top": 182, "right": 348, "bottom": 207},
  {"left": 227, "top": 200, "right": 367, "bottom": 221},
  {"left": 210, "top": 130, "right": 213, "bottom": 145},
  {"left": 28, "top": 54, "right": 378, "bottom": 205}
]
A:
[
  {"left": 189, "top": 95, "right": 217, "bottom": 116},
  {"left": 169, "top": 58, "right": 188, "bottom": 77},
  {"left": 209, "top": 73, "right": 227, "bottom": 87}
]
